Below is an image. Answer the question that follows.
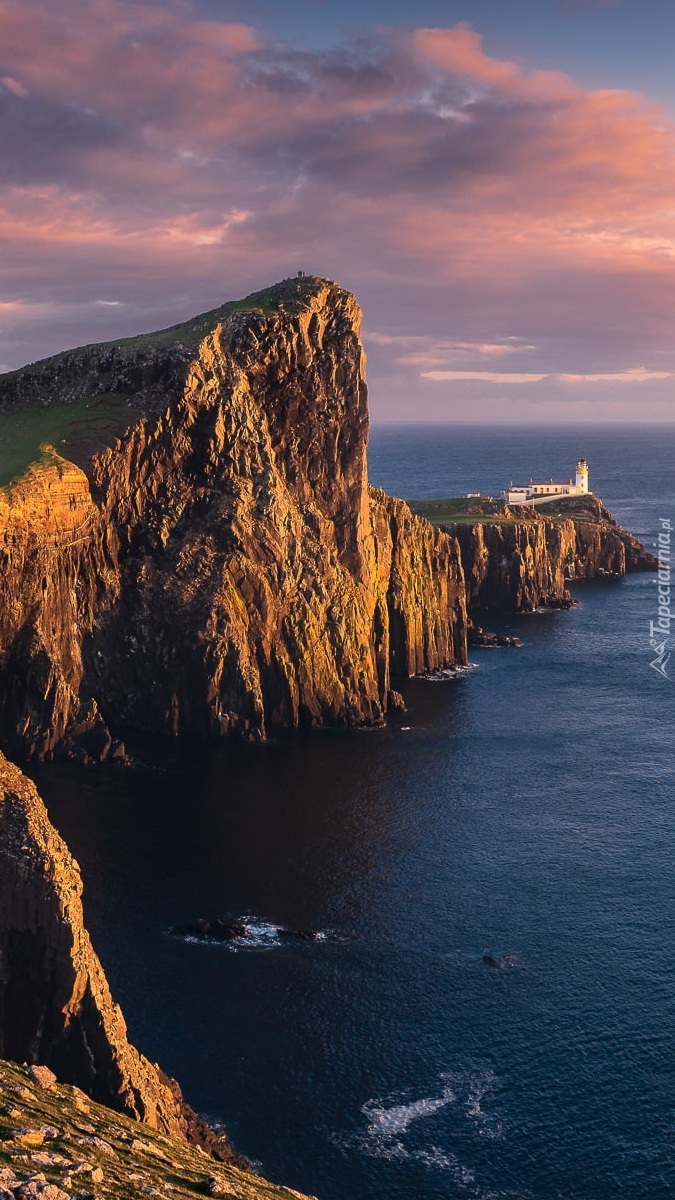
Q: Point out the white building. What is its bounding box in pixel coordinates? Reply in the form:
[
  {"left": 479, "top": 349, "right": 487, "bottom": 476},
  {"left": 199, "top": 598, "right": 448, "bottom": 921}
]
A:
[{"left": 503, "top": 459, "right": 589, "bottom": 507}]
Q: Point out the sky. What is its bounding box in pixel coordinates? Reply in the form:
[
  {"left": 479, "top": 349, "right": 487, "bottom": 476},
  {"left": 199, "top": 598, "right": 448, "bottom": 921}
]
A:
[{"left": 2, "top": 0, "right": 675, "bottom": 421}]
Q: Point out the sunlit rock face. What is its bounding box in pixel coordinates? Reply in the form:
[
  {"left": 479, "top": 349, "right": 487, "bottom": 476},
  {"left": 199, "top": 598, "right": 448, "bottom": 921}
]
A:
[{"left": 0, "top": 278, "right": 468, "bottom": 761}]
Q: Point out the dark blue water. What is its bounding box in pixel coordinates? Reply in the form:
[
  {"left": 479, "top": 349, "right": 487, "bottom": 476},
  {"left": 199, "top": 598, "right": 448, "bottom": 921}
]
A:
[{"left": 32, "top": 424, "right": 675, "bottom": 1200}]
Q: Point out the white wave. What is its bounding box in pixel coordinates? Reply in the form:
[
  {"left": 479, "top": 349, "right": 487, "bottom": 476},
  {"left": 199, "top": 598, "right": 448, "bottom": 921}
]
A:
[
  {"left": 229, "top": 918, "right": 283, "bottom": 949},
  {"left": 171, "top": 915, "right": 341, "bottom": 951},
  {"left": 464, "top": 1070, "right": 503, "bottom": 1140},
  {"left": 345, "top": 1066, "right": 504, "bottom": 1187},
  {"left": 363, "top": 1080, "right": 456, "bottom": 1139},
  {"left": 415, "top": 1145, "right": 468, "bottom": 1173},
  {"left": 417, "top": 662, "right": 479, "bottom": 681}
]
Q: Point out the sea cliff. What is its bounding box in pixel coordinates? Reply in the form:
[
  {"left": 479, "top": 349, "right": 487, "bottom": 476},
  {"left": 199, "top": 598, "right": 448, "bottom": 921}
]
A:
[
  {"left": 421, "top": 495, "right": 656, "bottom": 612},
  {"left": 0, "top": 278, "right": 467, "bottom": 762}
]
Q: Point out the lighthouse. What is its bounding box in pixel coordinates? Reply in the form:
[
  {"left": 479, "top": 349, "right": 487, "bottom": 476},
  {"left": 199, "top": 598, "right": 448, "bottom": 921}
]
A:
[{"left": 503, "top": 459, "right": 590, "bottom": 505}]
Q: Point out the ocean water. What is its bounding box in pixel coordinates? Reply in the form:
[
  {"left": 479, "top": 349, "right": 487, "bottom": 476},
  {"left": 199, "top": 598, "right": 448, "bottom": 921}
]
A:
[{"left": 32, "top": 423, "right": 675, "bottom": 1200}]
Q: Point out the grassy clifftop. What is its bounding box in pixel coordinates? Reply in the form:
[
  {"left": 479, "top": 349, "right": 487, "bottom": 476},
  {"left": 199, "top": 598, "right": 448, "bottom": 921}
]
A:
[
  {"left": 409, "top": 493, "right": 602, "bottom": 526},
  {"left": 408, "top": 496, "right": 506, "bottom": 524},
  {"left": 0, "top": 276, "right": 334, "bottom": 488},
  {"left": 0, "top": 1060, "right": 314, "bottom": 1200},
  {"left": 77, "top": 274, "right": 326, "bottom": 356},
  {"left": 0, "top": 395, "right": 136, "bottom": 487}
]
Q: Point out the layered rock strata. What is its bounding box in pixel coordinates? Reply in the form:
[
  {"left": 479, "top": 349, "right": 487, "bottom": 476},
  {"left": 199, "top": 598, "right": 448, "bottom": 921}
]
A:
[
  {"left": 0, "top": 750, "right": 244, "bottom": 1166},
  {"left": 448, "top": 496, "right": 656, "bottom": 612},
  {"left": 0, "top": 279, "right": 467, "bottom": 762}
]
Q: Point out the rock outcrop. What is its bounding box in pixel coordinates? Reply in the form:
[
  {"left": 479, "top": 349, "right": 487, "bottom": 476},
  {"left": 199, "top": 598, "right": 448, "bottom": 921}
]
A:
[
  {"left": 447, "top": 496, "right": 656, "bottom": 612},
  {"left": 0, "top": 750, "right": 244, "bottom": 1165},
  {"left": 0, "top": 1059, "right": 314, "bottom": 1200},
  {"left": 0, "top": 278, "right": 467, "bottom": 761}
]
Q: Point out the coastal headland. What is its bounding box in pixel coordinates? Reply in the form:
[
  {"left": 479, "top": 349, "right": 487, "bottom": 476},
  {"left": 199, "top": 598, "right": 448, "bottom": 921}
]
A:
[
  {"left": 410, "top": 493, "right": 655, "bottom": 612},
  {"left": 0, "top": 277, "right": 657, "bottom": 1194},
  {"left": 0, "top": 276, "right": 654, "bottom": 764}
]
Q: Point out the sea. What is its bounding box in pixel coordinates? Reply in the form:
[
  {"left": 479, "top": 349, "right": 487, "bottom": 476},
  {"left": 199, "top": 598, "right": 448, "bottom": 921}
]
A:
[{"left": 31, "top": 424, "right": 675, "bottom": 1200}]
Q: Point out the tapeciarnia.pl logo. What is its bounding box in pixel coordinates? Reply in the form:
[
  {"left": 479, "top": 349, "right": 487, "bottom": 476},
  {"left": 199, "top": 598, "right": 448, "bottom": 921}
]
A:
[{"left": 649, "top": 517, "right": 672, "bottom": 679}]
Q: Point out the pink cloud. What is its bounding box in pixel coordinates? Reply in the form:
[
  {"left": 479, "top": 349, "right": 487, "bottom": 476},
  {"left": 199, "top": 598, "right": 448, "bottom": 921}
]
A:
[
  {"left": 368, "top": 334, "right": 538, "bottom": 369},
  {"left": 186, "top": 21, "right": 262, "bottom": 53},
  {"left": 421, "top": 371, "right": 548, "bottom": 383},
  {"left": 419, "top": 366, "right": 671, "bottom": 386},
  {"left": 0, "top": 3, "right": 674, "bottom": 419},
  {"left": 0, "top": 74, "right": 27, "bottom": 97},
  {"left": 557, "top": 368, "right": 671, "bottom": 383},
  {"left": 412, "top": 25, "right": 579, "bottom": 101}
]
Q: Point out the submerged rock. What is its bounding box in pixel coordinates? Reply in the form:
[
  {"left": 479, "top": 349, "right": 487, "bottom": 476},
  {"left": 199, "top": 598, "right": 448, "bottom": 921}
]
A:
[
  {"left": 169, "top": 916, "right": 347, "bottom": 946},
  {"left": 468, "top": 626, "right": 521, "bottom": 648},
  {"left": 479, "top": 953, "right": 518, "bottom": 970},
  {"left": 170, "top": 918, "right": 249, "bottom": 942}
]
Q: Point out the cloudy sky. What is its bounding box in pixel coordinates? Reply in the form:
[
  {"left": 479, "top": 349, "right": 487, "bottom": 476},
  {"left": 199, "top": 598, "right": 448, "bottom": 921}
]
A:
[{"left": 2, "top": 0, "right": 675, "bottom": 421}]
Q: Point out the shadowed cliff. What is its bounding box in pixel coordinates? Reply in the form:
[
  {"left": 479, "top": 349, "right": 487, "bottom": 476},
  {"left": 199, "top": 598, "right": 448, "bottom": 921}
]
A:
[
  {"left": 0, "top": 750, "right": 253, "bottom": 1169},
  {"left": 413, "top": 494, "right": 657, "bottom": 612}
]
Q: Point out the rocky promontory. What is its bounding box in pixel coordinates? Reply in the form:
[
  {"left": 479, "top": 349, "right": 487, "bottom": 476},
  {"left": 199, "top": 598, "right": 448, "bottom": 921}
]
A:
[
  {"left": 412, "top": 494, "right": 656, "bottom": 612},
  {"left": 0, "top": 277, "right": 467, "bottom": 762},
  {"left": 0, "top": 276, "right": 656, "bottom": 761}
]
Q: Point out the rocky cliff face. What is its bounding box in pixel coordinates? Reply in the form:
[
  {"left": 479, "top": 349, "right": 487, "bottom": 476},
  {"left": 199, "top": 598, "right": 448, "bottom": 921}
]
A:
[
  {"left": 0, "top": 276, "right": 655, "bottom": 758},
  {"left": 0, "top": 750, "right": 246, "bottom": 1165},
  {"left": 0, "top": 279, "right": 467, "bottom": 762},
  {"left": 448, "top": 496, "right": 656, "bottom": 612}
]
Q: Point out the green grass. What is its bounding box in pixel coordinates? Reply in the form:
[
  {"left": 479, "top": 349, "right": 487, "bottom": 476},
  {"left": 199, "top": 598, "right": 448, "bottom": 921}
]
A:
[
  {"left": 0, "top": 394, "right": 136, "bottom": 487},
  {"left": 410, "top": 493, "right": 602, "bottom": 527},
  {"left": 409, "top": 496, "right": 511, "bottom": 525}
]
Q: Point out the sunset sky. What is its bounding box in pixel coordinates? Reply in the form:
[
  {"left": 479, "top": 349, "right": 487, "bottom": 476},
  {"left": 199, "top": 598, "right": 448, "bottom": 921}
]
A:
[{"left": 3, "top": 0, "right": 675, "bottom": 421}]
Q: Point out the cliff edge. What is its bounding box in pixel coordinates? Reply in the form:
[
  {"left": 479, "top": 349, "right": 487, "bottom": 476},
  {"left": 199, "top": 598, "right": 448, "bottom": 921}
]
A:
[
  {"left": 0, "top": 1059, "right": 314, "bottom": 1200},
  {"left": 412, "top": 494, "right": 656, "bottom": 612}
]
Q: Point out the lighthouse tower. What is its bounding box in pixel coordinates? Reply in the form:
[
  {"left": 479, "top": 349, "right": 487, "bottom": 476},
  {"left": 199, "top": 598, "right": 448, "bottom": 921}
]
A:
[{"left": 575, "top": 458, "right": 589, "bottom": 493}]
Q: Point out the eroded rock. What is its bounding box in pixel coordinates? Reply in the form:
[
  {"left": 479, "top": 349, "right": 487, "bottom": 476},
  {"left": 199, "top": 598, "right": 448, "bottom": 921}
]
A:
[
  {"left": 448, "top": 495, "right": 656, "bottom": 612},
  {"left": 0, "top": 278, "right": 467, "bottom": 761}
]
